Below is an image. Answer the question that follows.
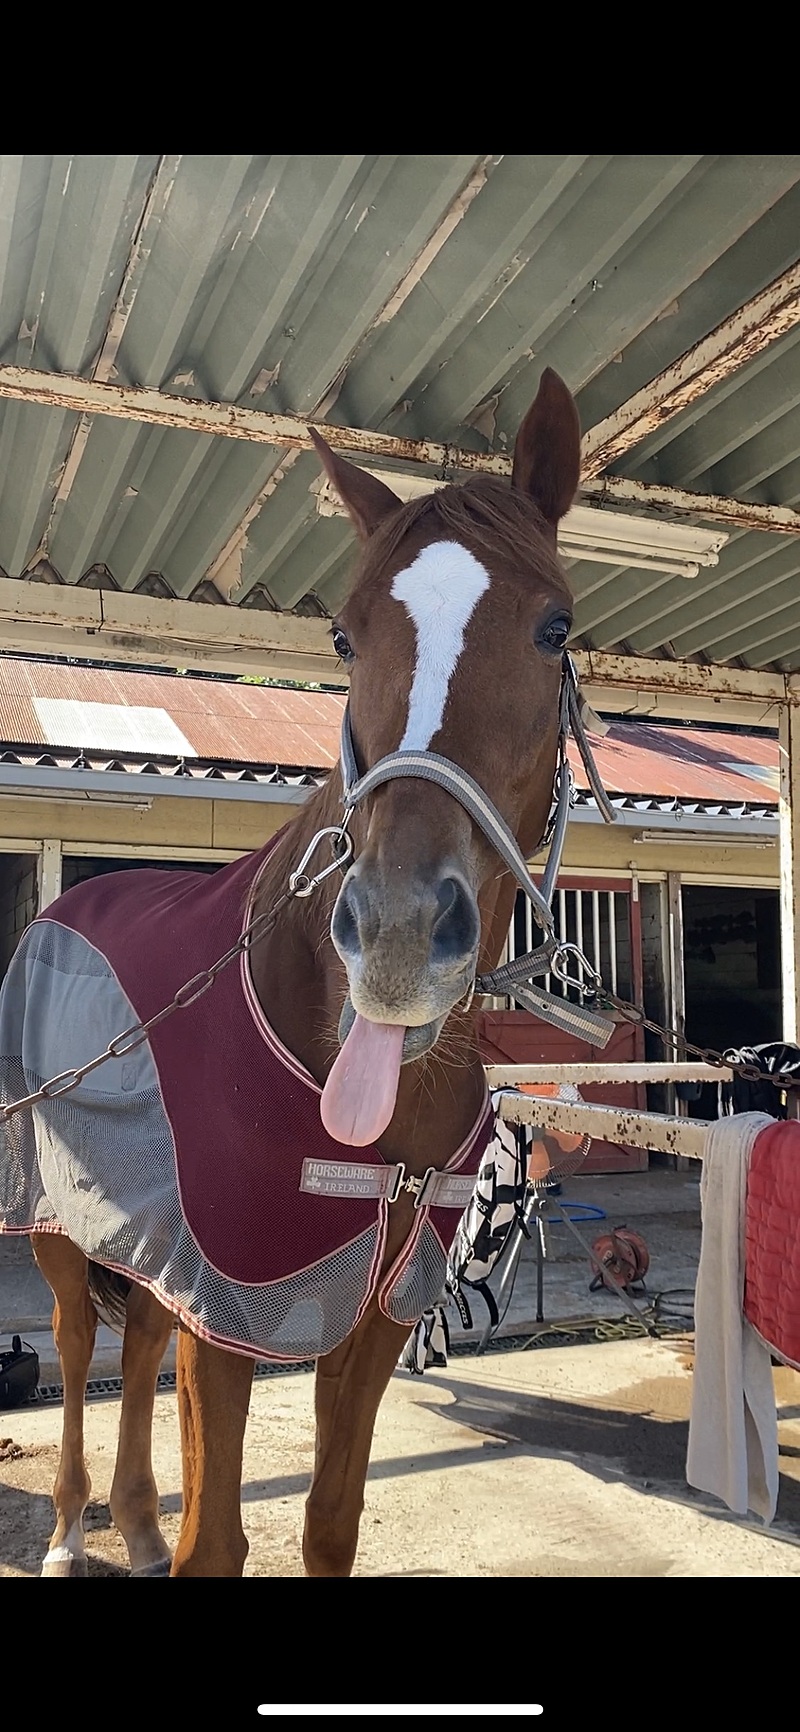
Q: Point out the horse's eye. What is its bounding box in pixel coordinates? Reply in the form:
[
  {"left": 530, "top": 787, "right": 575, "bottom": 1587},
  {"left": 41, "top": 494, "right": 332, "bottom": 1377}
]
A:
[
  {"left": 539, "top": 614, "right": 572, "bottom": 653},
  {"left": 332, "top": 627, "right": 354, "bottom": 664}
]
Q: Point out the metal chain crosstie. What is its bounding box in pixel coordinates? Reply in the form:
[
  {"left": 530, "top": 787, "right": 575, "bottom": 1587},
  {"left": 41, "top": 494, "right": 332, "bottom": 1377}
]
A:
[
  {"left": 595, "top": 989, "right": 800, "bottom": 1094},
  {"left": 0, "top": 828, "right": 355, "bottom": 1125}
]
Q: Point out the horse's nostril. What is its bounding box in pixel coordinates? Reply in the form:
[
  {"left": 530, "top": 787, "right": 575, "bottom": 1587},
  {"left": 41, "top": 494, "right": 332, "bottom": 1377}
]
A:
[
  {"left": 431, "top": 876, "right": 479, "bottom": 965},
  {"left": 435, "top": 878, "right": 458, "bottom": 921},
  {"left": 331, "top": 878, "right": 362, "bottom": 956},
  {"left": 333, "top": 869, "right": 479, "bottom": 976}
]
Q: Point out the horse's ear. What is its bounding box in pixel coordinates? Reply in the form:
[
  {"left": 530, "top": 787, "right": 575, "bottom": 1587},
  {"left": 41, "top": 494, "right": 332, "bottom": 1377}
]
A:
[
  {"left": 511, "top": 368, "right": 581, "bottom": 534},
  {"left": 309, "top": 427, "right": 402, "bottom": 540}
]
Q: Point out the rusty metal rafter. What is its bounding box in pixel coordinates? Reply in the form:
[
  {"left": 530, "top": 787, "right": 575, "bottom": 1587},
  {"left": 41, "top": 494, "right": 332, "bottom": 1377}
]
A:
[
  {"left": 581, "top": 258, "right": 800, "bottom": 479},
  {"left": 582, "top": 473, "right": 800, "bottom": 537},
  {"left": 2, "top": 359, "right": 800, "bottom": 544}
]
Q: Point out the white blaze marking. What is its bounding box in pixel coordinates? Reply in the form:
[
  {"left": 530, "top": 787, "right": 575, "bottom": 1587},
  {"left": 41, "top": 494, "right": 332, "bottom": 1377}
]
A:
[{"left": 391, "top": 541, "right": 490, "bottom": 750}]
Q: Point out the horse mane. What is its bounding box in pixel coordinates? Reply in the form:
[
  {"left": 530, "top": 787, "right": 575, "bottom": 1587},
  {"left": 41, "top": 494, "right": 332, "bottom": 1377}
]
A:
[{"left": 353, "top": 475, "right": 568, "bottom": 592}]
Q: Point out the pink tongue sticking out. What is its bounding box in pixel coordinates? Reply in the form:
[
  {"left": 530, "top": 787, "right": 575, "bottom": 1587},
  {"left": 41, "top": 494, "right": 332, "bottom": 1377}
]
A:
[{"left": 320, "top": 1014, "right": 406, "bottom": 1146}]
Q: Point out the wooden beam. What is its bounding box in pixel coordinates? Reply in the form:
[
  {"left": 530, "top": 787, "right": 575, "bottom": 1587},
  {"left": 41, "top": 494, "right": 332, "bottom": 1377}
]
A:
[
  {"left": 0, "top": 361, "right": 510, "bottom": 477},
  {"left": 581, "top": 259, "right": 800, "bottom": 478},
  {"left": 667, "top": 871, "right": 687, "bottom": 1070},
  {"left": 0, "top": 574, "right": 340, "bottom": 683},
  {"left": 779, "top": 700, "right": 800, "bottom": 1046},
  {"left": 486, "top": 1062, "right": 731, "bottom": 1085},
  {"left": 572, "top": 649, "right": 785, "bottom": 707},
  {"left": 0, "top": 575, "right": 794, "bottom": 707},
  {"left": 2, "top": 360, "right": 800, "bottom": 543},
  {"left": 36, "top": 838, "right": 62, "bottom": 910},
  {"left": 581, "top": 473, "right": 800, "bottom": 537},
  {"left": 577, "top": 651, "right": 787, "bottom": 725},
  {"left": 497, "top": 1089, "right": 709, "bottom": 1160}
]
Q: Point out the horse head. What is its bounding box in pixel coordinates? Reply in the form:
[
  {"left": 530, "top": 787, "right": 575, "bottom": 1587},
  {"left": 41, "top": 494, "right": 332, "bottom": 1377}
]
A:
[{"left": 311, "top": 369, "right": 580, "bottom": 1143}]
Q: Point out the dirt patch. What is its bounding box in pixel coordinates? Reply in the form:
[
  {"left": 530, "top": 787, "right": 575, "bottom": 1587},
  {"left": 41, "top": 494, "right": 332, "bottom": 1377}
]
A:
[
  {"left": 0, "top": 1437, "right": 42, "bottom": 1462},
  {"left": 419, "top": 1358, "right": 800, "bottom": 1527},
  {"left": 0, "top": 1430, "right": 189, "bottom": 1578}
]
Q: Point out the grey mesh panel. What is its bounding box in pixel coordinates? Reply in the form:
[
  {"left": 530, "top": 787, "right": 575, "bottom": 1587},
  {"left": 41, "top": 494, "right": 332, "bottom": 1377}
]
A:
[
  {"left": 17, "top": 918, "right": 157, "bottom": 1101},
  {"left": 0, "top": 919, "right": 386, "bottom": 1362},
  {"left": 380, "top": 1220, "right": 447, "bottom": 1328}
]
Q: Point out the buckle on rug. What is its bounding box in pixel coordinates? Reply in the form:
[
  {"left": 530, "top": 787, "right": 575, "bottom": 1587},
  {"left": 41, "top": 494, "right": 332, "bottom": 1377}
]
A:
[
  {"left": 387, "top": 1163, "right": 431, "bottom": 1203},
  {"left": 408, "top": 1168, "right": 480, "bottom": 1210},
  {"left": 386, "top": 1164, "right": 405, "bottom": 1203},
  {"left": 405, "top": 1167, "right": 435, "bottom": 1207}
]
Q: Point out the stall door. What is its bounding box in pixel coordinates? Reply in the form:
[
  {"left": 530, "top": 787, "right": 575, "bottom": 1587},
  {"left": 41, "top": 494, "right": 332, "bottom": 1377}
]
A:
[{"left": 478, "top": 879, "right": 647, "bottom": 1173}]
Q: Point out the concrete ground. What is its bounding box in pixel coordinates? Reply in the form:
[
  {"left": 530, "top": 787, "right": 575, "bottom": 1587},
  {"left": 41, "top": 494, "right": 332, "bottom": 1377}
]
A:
[
  {"left": 2, "top": 1335, "right": 799, "bottom": 1577},
  {"left": 3, "top": 1164, "right": 800, "bottom": 1577}
]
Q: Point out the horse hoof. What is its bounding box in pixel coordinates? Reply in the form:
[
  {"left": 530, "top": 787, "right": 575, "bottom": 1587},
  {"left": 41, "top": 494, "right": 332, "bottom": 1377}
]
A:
[
  {"left": 41, "top": 1555, "right": 88, "bottom": 1578},
  {"left": 130, "top": 1558, "right": 171, "bottom": 1578}
]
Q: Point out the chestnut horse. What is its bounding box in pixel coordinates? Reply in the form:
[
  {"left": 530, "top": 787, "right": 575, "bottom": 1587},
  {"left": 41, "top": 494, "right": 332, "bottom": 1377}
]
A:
[{"left": 11, "top": 367, "right": 580, "bottom": 1576}]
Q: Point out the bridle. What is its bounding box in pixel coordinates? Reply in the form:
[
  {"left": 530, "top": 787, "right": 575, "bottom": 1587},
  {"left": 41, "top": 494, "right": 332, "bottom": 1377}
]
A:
[{"left": 293, "top": 653, "right": 618, "bottom": 1047}]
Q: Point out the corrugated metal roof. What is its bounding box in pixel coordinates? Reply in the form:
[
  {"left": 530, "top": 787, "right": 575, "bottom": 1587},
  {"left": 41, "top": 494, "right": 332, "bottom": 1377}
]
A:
[
  {"left": 0, "top": 658, "right": 344, "bottom": 768},
  {"left": 2, "top": 155, "right": 800, "bottom": 667},
  {"left": 0, "top": 656, "right": 780, "bottom": 807},
  {"left": 575, "top": 722, "right": 779, "bottom": 803}
]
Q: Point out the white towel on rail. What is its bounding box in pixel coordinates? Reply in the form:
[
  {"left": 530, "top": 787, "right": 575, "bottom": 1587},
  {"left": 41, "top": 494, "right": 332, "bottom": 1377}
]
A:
[{"left": 686, "top": 1112, "right": 779, "bottom": 1524}]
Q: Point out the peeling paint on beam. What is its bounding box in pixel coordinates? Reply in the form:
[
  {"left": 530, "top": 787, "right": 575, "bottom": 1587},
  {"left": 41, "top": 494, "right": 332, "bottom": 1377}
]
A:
[
  {"left": 497, "top": 1090, "right": 709, "bottom": 1159},
  {"left": 4, "top": 360, "right": 800, "bottom": 543},
  {"left": 0, "top": 362, "right": 511, "bottom": 475},
  {"left": 583, "top": 473, "right": 800, "bottom": 536},
  {"left": 581, "top": 258, "right": 800, "bottom": 478},
  {"left": 572, "top": 649, "right": 786, "bottom": 704},
  {"left": 1, "top": 364, "right": 799, "bottom": 535}
]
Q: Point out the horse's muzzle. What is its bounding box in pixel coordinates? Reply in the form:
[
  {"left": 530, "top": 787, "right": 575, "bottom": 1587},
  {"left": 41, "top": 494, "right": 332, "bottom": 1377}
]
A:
[{"left": 330, "top": 863, "right": 480, "bottom": 1036}]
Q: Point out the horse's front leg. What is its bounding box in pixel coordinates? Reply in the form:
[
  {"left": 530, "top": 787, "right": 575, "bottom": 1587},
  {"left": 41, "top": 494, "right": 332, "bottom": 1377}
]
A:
[
  {"left": 303, "top": 1302, "right": 409, "bottom": 1578},
  {"left": 170, "top": 1326, "right": 254, "bottom": 1578}
]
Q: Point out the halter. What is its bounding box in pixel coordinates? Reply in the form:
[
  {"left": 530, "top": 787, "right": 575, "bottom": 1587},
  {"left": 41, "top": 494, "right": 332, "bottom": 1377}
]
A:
[{"left": 299, "top": 654, "right": 619, "bottom": 1047}]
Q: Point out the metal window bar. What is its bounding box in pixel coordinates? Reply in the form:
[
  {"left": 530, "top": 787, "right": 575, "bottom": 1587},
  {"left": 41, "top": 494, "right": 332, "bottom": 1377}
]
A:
[
  {"left": 497, "top": 886, "right": 633, "bottom": 1012},
  {"left": 608, "top": 891, "right": 618, "bottom": 995},
  {"left": 575, "top": 890, "right": 584, "bottom": 990}
]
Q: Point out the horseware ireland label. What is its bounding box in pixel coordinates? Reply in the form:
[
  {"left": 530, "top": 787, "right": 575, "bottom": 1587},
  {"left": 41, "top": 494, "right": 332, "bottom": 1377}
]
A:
[{"left": 299, "top": 1160, "right": 399, "bottom": 1199}]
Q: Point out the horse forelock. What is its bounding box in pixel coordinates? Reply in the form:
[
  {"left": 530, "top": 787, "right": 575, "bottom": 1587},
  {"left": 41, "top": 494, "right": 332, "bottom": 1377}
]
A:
[{"left": 349, "top": 475, "right": 571, "bottom": 601}]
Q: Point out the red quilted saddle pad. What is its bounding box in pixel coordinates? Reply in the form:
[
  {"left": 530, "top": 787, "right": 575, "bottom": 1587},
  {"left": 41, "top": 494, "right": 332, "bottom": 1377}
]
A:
[{"left": 744, "top": 1118, "right": 800, "bottom": 1371}]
